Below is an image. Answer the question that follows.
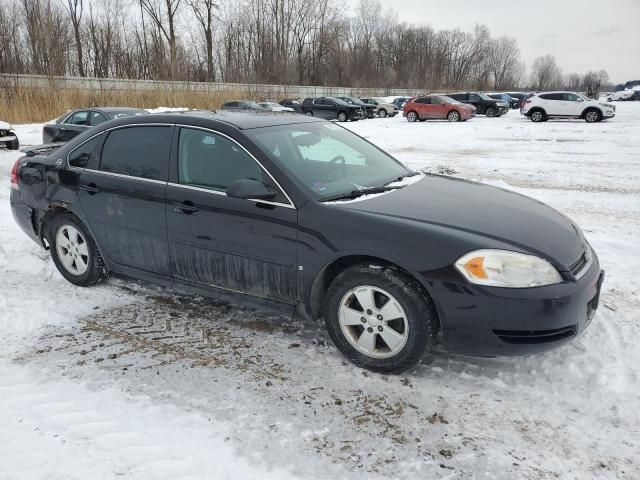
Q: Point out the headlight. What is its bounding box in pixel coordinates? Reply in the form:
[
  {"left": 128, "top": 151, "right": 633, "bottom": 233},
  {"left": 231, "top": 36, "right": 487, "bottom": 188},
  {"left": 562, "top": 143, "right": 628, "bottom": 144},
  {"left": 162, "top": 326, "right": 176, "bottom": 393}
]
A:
[{"left": 455, "top": 249, "right": 562, "bottom": 288}]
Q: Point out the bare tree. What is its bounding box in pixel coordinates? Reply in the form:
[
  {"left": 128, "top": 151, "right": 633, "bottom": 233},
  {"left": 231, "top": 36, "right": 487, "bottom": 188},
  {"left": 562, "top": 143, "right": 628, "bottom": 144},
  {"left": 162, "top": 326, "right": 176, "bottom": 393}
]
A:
[
  {"left": 138, "top": 0, "right": 182, "bottom": 79},
  {"left": 488, "top": 36, "right": 520, "bottom": 89},
  {"left": 62, "top": 0, "right": 85, "bottom": 76},
  {"left": 187, "top": 0, "right": 217, "bottom": 81},
  {"left": 530, "top": 54, "right": 563, "bottom": 91}
]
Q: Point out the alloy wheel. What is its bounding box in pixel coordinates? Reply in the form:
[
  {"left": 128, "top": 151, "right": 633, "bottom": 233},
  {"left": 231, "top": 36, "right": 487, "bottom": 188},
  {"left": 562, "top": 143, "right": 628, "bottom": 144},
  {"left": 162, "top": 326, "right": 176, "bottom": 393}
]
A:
[
  {"left": 338, "top": 285, "right": 409, "bottom": 359},
  {"left": 407, "top": 111, "right": 417, "bottom": 122},
  {"left": 585, "top": 111, "right": 600, "bottom": 123},
  {"left": 531, "top": 111, "right": 543, "bottom": 122},
  {"left": 55, "top": 224, "right": 89, "bottom": 275},
  {"left": 448, "top": 111, "right": 460, "bottom": 122},
  {"left": 338, "top": 112, "right": 348, "bottom": 122}
]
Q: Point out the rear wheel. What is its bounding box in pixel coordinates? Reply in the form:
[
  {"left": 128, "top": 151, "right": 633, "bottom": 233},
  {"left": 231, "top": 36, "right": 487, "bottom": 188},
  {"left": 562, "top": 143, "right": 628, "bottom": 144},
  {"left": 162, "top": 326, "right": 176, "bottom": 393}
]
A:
[
  {"left": 530, "top": 109, "right": 546, "bottom": 123},
  {"left": 406, "top": 111, "right": 418, "bottom": 122},
  {"left": 48, "top": 213, "right": 109, "bottom": 287},
  {"left": 378, "top": 108, "right": 387, "bottom": 118},
  {"left": 304, "top": 111, "right": 313, "bottom": 116},
  {"left": 337, "top": 111, "right": 348, "bottom": 122},
  {"left": 324, "top": 264, "right": 436, "bottom": 373},
  {"left": 447, "top": 110, "right": 461, "bottom": 122},
  {"left": 584, "top": 109, "right": 601, "bottom": 123}
]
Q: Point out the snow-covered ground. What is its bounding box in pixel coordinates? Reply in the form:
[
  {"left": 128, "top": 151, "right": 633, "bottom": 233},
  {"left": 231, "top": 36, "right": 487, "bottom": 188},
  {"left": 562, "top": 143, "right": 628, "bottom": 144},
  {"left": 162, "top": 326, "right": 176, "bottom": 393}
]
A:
[{"left": 1, "top": 105, "right": 639, "bottom": 479}]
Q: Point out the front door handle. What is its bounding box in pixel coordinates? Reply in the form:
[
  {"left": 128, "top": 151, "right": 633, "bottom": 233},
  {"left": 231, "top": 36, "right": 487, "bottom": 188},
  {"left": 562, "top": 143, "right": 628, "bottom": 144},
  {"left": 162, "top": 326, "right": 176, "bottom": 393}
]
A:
[
  {"left": 79, "top": 183, "right": 99, "bottom": 194},
  {"left": 172, "top": 200, "right": 199, "bottom": 214}
]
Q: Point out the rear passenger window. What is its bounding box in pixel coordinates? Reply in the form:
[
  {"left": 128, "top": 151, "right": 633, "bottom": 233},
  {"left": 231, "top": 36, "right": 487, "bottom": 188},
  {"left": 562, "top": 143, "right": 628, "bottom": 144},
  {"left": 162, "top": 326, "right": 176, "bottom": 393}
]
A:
[
  {"left": 68, "top": 135, "right": 102, "bottom": 169},
  {"left": 414, "top": 98, "right": 430, "bottom": 104},
  {"left": 100, "top": 126, "right": 171, "bottom": 181},
  {"left": 69, "top": 111, "right": 90, "bottom": 126}
]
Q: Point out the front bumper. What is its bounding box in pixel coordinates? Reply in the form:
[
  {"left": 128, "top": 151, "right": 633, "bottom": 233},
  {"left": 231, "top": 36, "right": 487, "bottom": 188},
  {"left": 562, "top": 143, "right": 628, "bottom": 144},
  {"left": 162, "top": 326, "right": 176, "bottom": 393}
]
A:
[
  {"left": 498, "top": 106, "right": 509, "bottom": 115},
  {"left": 0, "top": 134, "right": 18, "bottom": 146},
  {"left": 426, "top": 253, "right": 604, "bottom": 357}
]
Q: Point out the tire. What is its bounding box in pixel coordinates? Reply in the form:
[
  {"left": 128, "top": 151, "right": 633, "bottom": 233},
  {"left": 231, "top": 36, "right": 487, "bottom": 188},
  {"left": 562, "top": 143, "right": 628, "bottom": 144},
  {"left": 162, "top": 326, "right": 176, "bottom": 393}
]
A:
[
  {"left": 530, "top": 109, "right": 546, "bottom": 123},
  {"left": 304, "top": 111, "right": 313, "bottom": 116},
  {"left": 337, "top": 111, "right": 348, "bottom": 122},
  {"left": 406, "top": 111, "right": 418, "bottom": 123},
  {"left": 584, "top": 109, "right": 602, "bottom": 123},
  {"left": 7, "top": 136, "right": 19, "bottom": 150},
  {"left": 323, "top": 264, "right": 436, "bottom": 373},
  {"left": 447, "top": 110, "right": 461, "bottom": 122},
  {"left": 485, "top": 106, "right": 497, "bottom": 117},
  {"left": 378, "top": 108, "right": 387, "bottom": 118},
  {"left": 47, "top": 213, "right": 109, "bottom": 287}
]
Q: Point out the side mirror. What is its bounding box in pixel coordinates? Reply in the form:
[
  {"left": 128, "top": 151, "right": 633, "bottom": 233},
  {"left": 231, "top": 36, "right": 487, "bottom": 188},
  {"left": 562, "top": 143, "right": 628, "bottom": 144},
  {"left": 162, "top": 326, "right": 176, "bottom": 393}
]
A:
[{"left": 227, "top": 178, "right": 276, "bottom": 201}]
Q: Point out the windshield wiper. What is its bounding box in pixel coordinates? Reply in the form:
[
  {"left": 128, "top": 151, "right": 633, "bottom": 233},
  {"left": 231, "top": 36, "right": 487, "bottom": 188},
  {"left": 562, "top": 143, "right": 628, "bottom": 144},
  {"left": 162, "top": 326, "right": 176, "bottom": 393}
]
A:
[
  {"left": 321, "top": 185, "right": 402, "bottom": 202},
  {"left": 384, "top": 171, "right": 420, "bottom": 185}
]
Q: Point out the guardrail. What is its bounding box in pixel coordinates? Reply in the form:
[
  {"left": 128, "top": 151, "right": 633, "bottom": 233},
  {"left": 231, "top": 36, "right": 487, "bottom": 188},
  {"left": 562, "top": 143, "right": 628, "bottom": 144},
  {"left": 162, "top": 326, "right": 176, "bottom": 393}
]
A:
[{"left": 0, "top": 73, "right": 416, "bottom": 99}]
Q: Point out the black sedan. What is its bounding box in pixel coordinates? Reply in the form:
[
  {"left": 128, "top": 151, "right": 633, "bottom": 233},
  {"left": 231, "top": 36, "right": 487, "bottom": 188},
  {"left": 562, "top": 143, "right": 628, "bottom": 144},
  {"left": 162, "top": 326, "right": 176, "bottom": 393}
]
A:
[
  {"left": 219, "top": 100, "right": 270, "bottom": 112},
  {"left": 10, "top": 112, "right": 603, "bottom": 373},
  {"left": 43, "top": 107, "right": 148, "bottom": 144},
  {"left": 336, "top": 96, "right": 376, "bottom": 118},
  {"left": 300, "top": 97, "right": 364, "bottom": 121}
]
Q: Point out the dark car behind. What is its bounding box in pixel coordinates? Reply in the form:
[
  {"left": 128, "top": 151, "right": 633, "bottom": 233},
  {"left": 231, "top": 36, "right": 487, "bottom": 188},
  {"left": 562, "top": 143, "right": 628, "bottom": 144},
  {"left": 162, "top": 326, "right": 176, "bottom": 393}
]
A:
[
  {"left": 219, "top": 100, "right": 270, "bottom": 112},
  {"left": 301, "top": 97, "right": 364, "bottom": 122},
  {"left": 336, "top": 96, "right": 376, "bottom": 118},
  {"left": 279, "top": 99, "right": 303, "bottom": 113},
  {"left": 447, "top": 92, "right": 508, "bottom": 116},
  {"left": 43, "top": 107, "right": 148, "bottom": 144}
]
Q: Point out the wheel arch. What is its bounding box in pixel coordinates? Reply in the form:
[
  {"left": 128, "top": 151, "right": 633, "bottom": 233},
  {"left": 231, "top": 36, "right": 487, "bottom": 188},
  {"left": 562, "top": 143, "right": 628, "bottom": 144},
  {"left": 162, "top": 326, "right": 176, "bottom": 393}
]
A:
[
  {"left": 527, "top": 107, "right": 546, "bottom": 117},
  {"left": 307, "top": 254, "right": 441, "bottom": 331},
  {"left": 581, "top": 106, "right": 602, "bottom": 119}
]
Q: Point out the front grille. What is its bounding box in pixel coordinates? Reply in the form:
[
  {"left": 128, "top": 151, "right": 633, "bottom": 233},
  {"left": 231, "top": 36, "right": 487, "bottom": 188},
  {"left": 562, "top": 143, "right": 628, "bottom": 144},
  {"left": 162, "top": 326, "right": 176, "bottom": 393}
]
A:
[{"left": 493, "top": 326, "right": 577, "bottom": 344}]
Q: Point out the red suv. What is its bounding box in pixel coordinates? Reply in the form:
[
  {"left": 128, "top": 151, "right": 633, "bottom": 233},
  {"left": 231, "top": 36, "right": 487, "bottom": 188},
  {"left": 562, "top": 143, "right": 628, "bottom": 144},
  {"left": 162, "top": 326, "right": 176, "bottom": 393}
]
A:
[{"left": 403, "top": 95, "right": 476, "bottom": 122}]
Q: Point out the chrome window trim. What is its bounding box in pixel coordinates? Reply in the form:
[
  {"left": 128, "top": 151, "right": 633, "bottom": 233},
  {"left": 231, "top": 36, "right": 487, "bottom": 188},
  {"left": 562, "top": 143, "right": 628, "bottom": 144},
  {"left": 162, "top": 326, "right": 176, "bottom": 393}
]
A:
[
  {"left": 84, "top": 168, "right": 168, "bottom": 185},
  {"left": 175, "top": 124, "right": 296, "bottom": 209},
  {"left": 167, "top": 182, "right": 295, "bottom": 210}
]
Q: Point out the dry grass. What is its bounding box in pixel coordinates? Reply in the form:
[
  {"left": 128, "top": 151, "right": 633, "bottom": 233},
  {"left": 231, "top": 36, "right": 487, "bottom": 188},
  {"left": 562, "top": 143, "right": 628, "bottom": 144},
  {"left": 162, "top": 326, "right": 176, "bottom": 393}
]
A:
[{"left": 0, "top": 85, "right": 259, "bottom": 123}]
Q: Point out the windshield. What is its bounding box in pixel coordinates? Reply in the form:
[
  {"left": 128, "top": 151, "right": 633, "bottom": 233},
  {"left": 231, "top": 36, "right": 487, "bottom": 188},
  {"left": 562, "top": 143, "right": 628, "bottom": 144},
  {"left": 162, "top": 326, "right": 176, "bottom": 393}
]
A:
[
  {"left": 245, "top": 101, "right": 264, "bottom": 108},
  {"left": 247, "top": 122, "right": 411, "bottom": 201},
  {"left": 478, "top": 93, "right": 493, "bottom": 101}
]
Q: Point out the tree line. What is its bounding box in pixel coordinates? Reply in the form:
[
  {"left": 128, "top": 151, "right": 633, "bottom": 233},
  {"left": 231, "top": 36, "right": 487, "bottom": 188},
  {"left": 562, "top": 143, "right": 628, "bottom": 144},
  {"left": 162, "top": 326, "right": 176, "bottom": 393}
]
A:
[{"left": 0, "top": 0, "right": 612, "bottom": 92}]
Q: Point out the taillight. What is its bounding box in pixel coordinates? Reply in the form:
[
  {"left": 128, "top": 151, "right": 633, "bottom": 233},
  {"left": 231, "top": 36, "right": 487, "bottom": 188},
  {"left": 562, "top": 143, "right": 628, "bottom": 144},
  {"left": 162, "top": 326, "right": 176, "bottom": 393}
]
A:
[{"left": 10, "top": 159, "right": 20, "bottom": 190}]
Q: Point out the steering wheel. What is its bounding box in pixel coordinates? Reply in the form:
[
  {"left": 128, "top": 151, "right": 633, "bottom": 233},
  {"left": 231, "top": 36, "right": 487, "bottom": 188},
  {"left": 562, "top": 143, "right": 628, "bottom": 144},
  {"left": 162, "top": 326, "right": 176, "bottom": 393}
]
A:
[{"left": 326, "top": 155, "right": 347, "bottom": 180}]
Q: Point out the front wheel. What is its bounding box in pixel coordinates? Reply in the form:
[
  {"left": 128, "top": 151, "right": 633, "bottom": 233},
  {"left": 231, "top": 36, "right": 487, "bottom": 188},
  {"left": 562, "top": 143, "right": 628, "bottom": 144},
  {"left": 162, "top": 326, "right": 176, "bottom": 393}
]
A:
[
  {"left": 337, "top": 111, "right": 348, "bottom": 122},
  {"left": 48, "top": 213, "right": 109, "bottom": 287},
  {"left": 447, "top": 111, "right": 461, "bottom": 122},
  {"left": 324, "top": 264, "right": 436, "bottom": 373},
  {"left": 406, "top": 111, "right": 418, "bottom": 122},
  {"left": 530, "top": 110, "right": 546, "bottom": 122},
  {"left": 378, "top": 108, "right": 387, "bottom": 118},
  {"left": 584, "top": 109, "right": 602, "bottom": 123},
  {"left": 485, "top": 106, "right": 497, "bottom": 117},
  {"left": 304, "top": 111, "right": 313, "bottom": 116}
]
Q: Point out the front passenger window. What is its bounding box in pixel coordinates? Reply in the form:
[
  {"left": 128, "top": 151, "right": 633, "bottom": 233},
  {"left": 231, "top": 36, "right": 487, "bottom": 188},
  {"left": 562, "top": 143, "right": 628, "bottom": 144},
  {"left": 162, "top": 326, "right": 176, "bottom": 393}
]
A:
[
  {"left": 69, "top": 111, "right": 90, "bottom": 126},
  {"left": 178, "top": 128, "right": 264, "bottom": 192}
]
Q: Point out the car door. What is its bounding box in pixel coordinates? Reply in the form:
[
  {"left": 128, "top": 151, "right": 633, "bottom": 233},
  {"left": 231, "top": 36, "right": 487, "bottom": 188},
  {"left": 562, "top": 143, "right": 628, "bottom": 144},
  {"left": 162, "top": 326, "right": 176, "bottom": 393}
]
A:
[
  {"left": 165, "top": 126, "right": 298, "bottom": 304},
  {"left": 563, "top": 93, "right": 585, "bottom": 116},
  {"left": 467, "top": 94, "right": 482, "bottom": 110},
  {"left": 90, "top": 111, "right": 109, "bottom": 127},
  {"left": 412, "top": 97, "right": 429, "bottom": 118},
  {"left": 75, "top": 124, "right": 173, "bottom": 276},
  {"left": 429, "top": 96, "right": 448, "bottom": 118}
]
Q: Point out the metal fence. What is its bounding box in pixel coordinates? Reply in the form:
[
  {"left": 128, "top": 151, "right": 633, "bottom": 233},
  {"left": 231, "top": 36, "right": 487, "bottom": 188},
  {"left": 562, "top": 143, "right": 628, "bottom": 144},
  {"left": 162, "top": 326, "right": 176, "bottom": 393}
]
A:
[{"left": 0, "top": 73, "right": 416, "bottom": 99}]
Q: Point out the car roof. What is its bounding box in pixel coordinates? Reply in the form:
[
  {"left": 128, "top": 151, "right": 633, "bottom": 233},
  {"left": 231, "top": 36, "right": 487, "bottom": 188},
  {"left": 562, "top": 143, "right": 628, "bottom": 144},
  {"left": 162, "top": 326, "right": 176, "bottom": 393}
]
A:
[{"left": 100, "top": 110, "right": 324, "bottom": 130}]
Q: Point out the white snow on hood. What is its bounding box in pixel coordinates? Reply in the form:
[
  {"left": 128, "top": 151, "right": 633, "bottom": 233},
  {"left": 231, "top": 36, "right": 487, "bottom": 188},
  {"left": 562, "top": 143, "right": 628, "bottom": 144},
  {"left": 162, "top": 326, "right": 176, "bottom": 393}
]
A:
[{"left": 0, "top": 120, "right": 12, "bottom": 130}]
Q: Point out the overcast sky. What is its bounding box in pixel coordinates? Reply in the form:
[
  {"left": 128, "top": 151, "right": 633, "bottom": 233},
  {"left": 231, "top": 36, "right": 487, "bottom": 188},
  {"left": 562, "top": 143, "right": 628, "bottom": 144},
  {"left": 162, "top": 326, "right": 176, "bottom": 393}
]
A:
[{"left": 351, "top": 0, "right": 639, "bottom": 84}]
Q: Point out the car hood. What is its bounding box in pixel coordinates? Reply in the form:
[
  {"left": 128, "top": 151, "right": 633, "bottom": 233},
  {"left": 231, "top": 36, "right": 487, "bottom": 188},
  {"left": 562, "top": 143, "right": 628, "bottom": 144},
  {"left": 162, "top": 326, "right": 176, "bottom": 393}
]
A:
[
  {"left": 0, "top": 120, "right": 12, "bottom": 130},
  {"left": 338, "top": 175, "right": 584, "bottom": 268}
]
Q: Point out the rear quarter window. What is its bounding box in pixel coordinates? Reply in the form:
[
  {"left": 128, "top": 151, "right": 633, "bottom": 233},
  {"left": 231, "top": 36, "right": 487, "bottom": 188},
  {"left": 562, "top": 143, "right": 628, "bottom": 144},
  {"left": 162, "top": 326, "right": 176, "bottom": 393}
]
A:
[{"left": 99, "top": 126, "right": 172, "bottom": 181}]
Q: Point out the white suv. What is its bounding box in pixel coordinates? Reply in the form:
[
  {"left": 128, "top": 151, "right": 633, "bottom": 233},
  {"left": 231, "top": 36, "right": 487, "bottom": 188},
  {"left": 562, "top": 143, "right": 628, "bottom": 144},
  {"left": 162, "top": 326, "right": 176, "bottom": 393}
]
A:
[{"left": 522, "top": 91, "right": 615, "bottom": 123}]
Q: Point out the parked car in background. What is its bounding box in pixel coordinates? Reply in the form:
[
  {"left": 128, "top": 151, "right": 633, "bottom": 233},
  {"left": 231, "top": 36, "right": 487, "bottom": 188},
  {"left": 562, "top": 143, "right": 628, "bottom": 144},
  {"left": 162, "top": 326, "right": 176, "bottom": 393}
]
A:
[
  {"left": 504, "top": 92, "right": 531, "bottom": 109},
  {"left": 220, "top": 100, "right": 269, "bottom": 113},
  {"left": 301, "top": 97, "right": 364, "bottom": 122},
  {"left": 522, "top": 91, "right": 615, "bottom": 123},
  {"left": 43, "top": 107, "right": 148, "bottom": 144},
  {"left": 336, "top": 96, "right": 376, "bottom": 118},
  {"left": 258, "top": 102, "right": 294, "bottom": 113},
  {"left": 9, "top": 111, "right": 604, "bottom": 373},
  {"left": 0, "top": 120, "right": 20, "bottom": 150},
  {"left": 447, "top": 92, "right": 508, "bottom": 117},
  {"left": 360, "top": 98, "right": 399, "bottom": 118},
  {"left": 486, "top": 93, "right": 519, "bottom": 109},
  {"left": 403, "top": 95, "right": 476, "bottom": 122},
  {"left": 391, "top": 97, "right": 411, "bottom": 109},
  {"left": 279, "top": 99, "right": 303, "bottom": 113}
]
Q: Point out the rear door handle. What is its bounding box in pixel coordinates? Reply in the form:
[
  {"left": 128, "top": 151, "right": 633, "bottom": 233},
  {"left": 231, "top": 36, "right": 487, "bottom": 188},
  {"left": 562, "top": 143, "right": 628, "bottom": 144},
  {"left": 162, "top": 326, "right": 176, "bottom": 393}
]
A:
[
  {"left": 79, "top": 183, "right": 99, "bottom": 194},
  {"left": 172, "top": 201, "right": 199, "bottom": 214}
]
